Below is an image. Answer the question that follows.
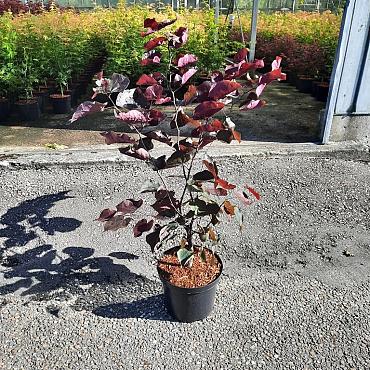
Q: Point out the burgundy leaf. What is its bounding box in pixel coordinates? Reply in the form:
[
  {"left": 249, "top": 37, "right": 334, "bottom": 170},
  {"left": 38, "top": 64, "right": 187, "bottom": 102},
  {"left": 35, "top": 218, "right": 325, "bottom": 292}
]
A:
[
  {"left": 198, "top": 136, "right": 216, "bottom": 149},
  {"left": 210, "top": 70, "right": 224, "bottom": 83},
  {"left": 143, "top": 18, "right": 158, "bottom": 29},
  {"left": 169, "top": 27, "right": 188, "bottom": 48},
  {"left": 192, "top": 119, "right": 224, "bottom": 136},
  {"left": 216, "top": 129, "right": 234, "bottom": 143},
  {"left": 147, "top": 109, "right": 165, "bottom": 126},
  {"left": 193, "top": 101, "right": 225, "bottom": 119},
  {"left": 215, "top": 178, "right": 236, "bottom": 190},
  {"left": 137, "top": 74, "right": 158, "bottom": 86},
  {"left": 181, "top": 68, "right": 197, "bottom": 85},
  {"left": 246, "top": 185, "right": 261, "bottom": 200},
  {"left": 96, "top": 208, "right": 116, "bottom": 222},
  {"left": 177, "top": 54, "right": 198, "bottom": 67},
  {"left": 240, "top": 99, "right": 266, "bottom": 110},
  {"left": 233, "top": 48, "right": 249, "bottom": 63},
  {"left": 166, "top": 150, "right": 191, "bottom": 168},
  {"left": 171, "top": 108, "right": 201, "bottom": 129},
  {"left": 141, "top": 18, "right": 176, "bottom": 36},
  {"left": 146, "top": 223, "right": 162, "bottom": 252},
  {"left": 144, "top": 84, "right": 163, "bottom": 101},
  {"left": 256, "top": 68, "right": 286, "bottom": 96},
  {"left": 209, "top": 80, "right": 241, "bottom": 100},
  {"left": 196, "top": 81, "right": 213, "bottom": 102},
  {"left": 155, "top": 97, "right": 171, "bottom": 105},
  {"left": 116, "top": 199, "right": 143, "bottom": 215},
  {"left": 119, "top": 146, "right": 150, "bottom": 160},
  {"left": 133, "top": 219, "right": 154, "bottom": 237},
  {"left": 115, "top": 110, "right": 148, "bottom": 124},
  {"left": 184, "top": 85, "right": 197, "bottom": 104},
  {"left": 69, "top": 101, "right": 106, "bottom": 123},
  {"left": 100, "top": 131, "right": 136, "bottom": 145},
  {"left": 151, "top": 190, "right": 179, "bottom": 217},
  {"left": 133, "top": 88, "right": 150, "bottom": 109},
  {"left": 144, "top": 36, "right": 167, "bottom": 52},
  {"left": 203, "top": 160, "right": 218, "bottom": 178},
  {"left": 141, "top": 51, "right": 161, "bottom": 66},
  {"left": 104, "top": 215, "right": 132, "bottom": 232},
  {"left": 145, "top": 130, "right": 172, "bottom": 145}
]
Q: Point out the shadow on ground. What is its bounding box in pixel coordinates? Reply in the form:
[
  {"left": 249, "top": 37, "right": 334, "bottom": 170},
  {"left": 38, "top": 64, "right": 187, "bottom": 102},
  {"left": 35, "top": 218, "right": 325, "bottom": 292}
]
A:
[{"left": 93, "top": 295, "right": 173, "bottom": 321}]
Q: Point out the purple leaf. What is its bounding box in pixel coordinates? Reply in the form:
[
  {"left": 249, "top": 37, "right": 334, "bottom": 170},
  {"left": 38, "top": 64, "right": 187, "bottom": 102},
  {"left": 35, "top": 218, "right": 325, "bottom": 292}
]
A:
[
  {"left": 145, "top": 130, "right": 172, "bottom": 145},
  {"left": 169, "top": 27, "right": 188, "bottom": 48},
  {"left": 141, "top": 51, "right": 161, "bottom": 66},
  {"left": 96, "top": 208, "right": 116, "bottom": 222},
  {"left": 141, "top": 18, "right": 176, "bottom": 36},
  {"left": 147, "top": 109, "right": 165, "bottom": 126},
  {"left": 271, "top": 56, "right": 282, "bottom": 70},
  {"left": 100, "top": 131, "right": 136, "bottom": 145},
  {"left": 146, "top": 223, "right": 162, "bottom": 252},
  {"left": 193, "top": 101, "right": 225, "bottom": 119},
  {"left": 133, "top": 219, "right": 154, "bottom": 237},
  {"left": 208, "top": 80, "right": 241, "bottom": 101},
  {"left": 196, "top": 81, "right": 213, "bottom": 102},
  {"left": 177, "top": 54, "right": 198, "bottom": 67},
  {"left": 144, "top": 37, "right": 167, "bottom": 52},
  {"left": 116, "top": 199, "right": 143, "bottom": 215},
  {"left": 104, "top": 215, "right": 132, "bottom": 232},
  {"left": 256, "top": 68, "right": 286, "bottom": 96},
  {"left": 181, "top": 68, "right": 197, "bottom": 85},
  {"left": 137, "top": 74, "right": 158, "bottom": 86},
  {"left": 69, "top": 101, "right": 106, "bottom": 123},
  {"left": 115, "top": 110, "right": 148, "bottom": 124},
  {"left": 233, "top": 48, "right": 249, "bottom": 63},
  {"left": 119, "top": 146, "right": 150, "bottom": 160}
]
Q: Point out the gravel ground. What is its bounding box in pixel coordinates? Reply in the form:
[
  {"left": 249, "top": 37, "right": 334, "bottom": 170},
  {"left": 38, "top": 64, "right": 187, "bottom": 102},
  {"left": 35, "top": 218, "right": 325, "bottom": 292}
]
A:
[{"left": 0, "top": 146, "right": 370, "bottom": 370}]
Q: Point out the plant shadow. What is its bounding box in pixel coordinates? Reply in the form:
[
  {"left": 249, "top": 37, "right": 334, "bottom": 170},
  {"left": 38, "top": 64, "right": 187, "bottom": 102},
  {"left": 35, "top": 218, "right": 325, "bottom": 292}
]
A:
[{"left": 93, "top": 294, "right": 173, "bottom": 322}]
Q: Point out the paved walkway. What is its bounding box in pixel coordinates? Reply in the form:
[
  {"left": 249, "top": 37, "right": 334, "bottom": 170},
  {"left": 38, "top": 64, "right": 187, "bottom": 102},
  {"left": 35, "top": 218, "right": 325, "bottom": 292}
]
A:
[
  {"left": 0, "top": 142, "right": 369, "bottom": 369},
  {"left": 0, "top": 83, "right": 324, "bottom": 151}
]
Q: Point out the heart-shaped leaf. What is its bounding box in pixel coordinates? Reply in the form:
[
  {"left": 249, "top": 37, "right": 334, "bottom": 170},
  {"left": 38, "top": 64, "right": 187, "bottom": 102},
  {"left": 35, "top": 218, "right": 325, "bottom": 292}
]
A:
[
  {"left": 100, "top": 131, "right": 136, "bottom": 145},
  {"left": 116, "top": 199, "right": 143, "bottom": 215},
  {"left": 69, "top": 101, "right": 106, "bottom": 123},
  {"left": 144, "top": 36, "right": 167, "bottom": 51},
  {"left": 208, "top": 80, "right": 241, "bottom": 101},
  {"left": 193, "top": 101, "right": 225, "bottom": 119},
  {"left": 96, "top": 208, "right": 116, "bottom": 222},
  {"left": 137, "top": 74, "right": 158, "bottom": 86},
  {"left": 104, "top": 215, "right": 132, "bottom": 231},
  {"left": 177, "top": 248, "right": 194, "bottom": 266},
  {"left": 133, "top": 219, "right": 154, "bottom": 237}
]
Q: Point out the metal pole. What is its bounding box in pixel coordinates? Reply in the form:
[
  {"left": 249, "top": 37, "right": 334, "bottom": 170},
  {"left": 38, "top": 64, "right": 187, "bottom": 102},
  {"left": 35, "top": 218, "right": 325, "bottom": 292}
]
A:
[
  {"left": 196, "top": 0, "right": 199, "bottom": 9},
  {"left": 292, "top": 0, "right": 296, "bottom": 12},
  {"left": 214, "top": 0, "right": 220, "bottom": 42},
  {"left": 249, "top": 0, "right": 259, "bottom": 62}
]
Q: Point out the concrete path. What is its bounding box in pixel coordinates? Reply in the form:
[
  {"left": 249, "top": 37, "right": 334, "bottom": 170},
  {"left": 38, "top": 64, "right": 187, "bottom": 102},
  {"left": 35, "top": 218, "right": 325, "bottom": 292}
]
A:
[
  {"left": 0, "top": 83, "right": 325, "bottom": 151},
  {"left": 0, "top": 141, "right": 369, "bottom": 370}
]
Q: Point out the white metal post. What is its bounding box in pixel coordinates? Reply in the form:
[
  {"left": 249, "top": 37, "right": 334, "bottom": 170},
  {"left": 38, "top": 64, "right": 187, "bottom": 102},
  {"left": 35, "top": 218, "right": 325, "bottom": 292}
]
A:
[{"left": 249, "top": 0, "right": 259, "bottom": 62}]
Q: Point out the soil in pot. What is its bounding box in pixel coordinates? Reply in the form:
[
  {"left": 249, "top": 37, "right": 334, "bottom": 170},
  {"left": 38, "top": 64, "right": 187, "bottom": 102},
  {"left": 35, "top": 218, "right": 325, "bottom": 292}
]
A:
[
  {"left": 15, "top": 99, "right": 41, "bottom": 121},
  {"left": 50, "top": 94, "right": 71, "bottom": 114},
  {"left": 157, "top": 247, "right": 222, "bottom": 322},
  {"left": 0, "top": 98, "right": 10, "bottom": 121}
]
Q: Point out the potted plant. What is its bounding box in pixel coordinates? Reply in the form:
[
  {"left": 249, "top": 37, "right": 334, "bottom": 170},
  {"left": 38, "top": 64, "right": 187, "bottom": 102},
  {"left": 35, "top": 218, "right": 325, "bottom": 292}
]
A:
[
  {"left": 49, "top": 35, "right": 72, "bottom": 114},
  {"left": 14, "top": 46, "right": 41, "bottom": 121},
  {"left": 71, "top": 18, "right": 285, "bottom": 322}
]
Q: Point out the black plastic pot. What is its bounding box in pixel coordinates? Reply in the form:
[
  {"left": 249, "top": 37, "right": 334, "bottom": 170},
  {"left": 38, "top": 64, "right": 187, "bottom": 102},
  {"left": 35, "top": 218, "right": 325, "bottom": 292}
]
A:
[
  {"left": 0, "top": 98, "right": 10, "bottom": 121},
  {"left": 158, "top": 248, "right": 223, "bottom": 323},
  {"left": 33, "top": 90, "right": 49, "bottom": 113},
  {"left": 50, "top": 94, "right": 71, "bottom": 114},
  {"left": 296, "top": 76, "right": 314, "bottom": 94},
  {"left": 316, "top": 83, "right": 329, "bottom": 102},
  {"left": 15, "top": 99, "right": 41, "bottom": 121}
]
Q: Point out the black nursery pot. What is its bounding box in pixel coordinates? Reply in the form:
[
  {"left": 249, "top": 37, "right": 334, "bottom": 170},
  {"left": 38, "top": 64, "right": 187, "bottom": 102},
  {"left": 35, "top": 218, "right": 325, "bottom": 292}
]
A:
[
  {"left": 50, "top": 94, "right": 71, "bottom": 114},
  {"left": 316, "top": 83, "right": 329, "bottom": 102},
  {"left": 158, "top": 248, "right": 223, "bottom": 323},
  {"left": 15, "top": 99, "right": 41, "bottom": 121},
  {"left": 0, "top": 98, "right": 10, "bottom": 121},
  {"left": 296, "top": 76, "right": 313, "bottom": 94}
]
